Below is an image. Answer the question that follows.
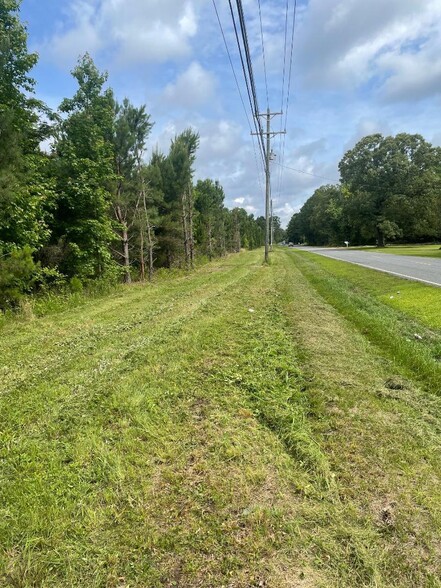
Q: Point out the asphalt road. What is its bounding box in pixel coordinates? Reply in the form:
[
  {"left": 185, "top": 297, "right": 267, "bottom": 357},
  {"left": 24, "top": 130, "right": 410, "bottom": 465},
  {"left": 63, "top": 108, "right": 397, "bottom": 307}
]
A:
[{"left": 298, "top": 247, "right": 441, "bottom": 287}]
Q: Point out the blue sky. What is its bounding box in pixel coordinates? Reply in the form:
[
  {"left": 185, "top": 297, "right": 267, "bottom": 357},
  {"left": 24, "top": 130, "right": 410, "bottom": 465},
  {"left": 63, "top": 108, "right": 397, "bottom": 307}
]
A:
[{"left": 20, "top": 0, "right": 441, "bottom": 226}]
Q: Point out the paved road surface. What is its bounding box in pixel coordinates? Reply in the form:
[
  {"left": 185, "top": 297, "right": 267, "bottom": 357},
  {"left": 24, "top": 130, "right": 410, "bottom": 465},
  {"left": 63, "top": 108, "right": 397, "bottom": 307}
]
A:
[{"left": 297, "top": 247, "right": 441, "bottom": 287}]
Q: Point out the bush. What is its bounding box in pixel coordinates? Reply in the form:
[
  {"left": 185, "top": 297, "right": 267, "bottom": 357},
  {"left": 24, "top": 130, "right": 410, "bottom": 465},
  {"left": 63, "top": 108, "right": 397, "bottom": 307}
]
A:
[
  {"left": 0, "top": 247, "right": 37, "bottom": 310},
  {"left": 34, "top": 266, "right": 67, "bottom": 293},
  {"left": 69, "top": 276, "right": 83, "bottom": 294}
]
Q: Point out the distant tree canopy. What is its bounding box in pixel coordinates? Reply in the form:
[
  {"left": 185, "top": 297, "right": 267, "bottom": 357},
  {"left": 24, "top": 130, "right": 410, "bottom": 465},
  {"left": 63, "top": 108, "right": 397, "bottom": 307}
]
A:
[
  {"left": 286, "top": 133, "right": 441, "bottom": 246},
  {"left": 0, "top": 1, "right": 265, "bottom": 307}
]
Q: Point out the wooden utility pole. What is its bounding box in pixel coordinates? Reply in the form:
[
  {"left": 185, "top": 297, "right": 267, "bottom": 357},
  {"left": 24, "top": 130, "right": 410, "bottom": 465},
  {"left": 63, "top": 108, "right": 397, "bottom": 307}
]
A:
[
  {"left": 270, "top": 198, "right": 274, "bottom": 251},
  {"left": 253, "top": 109, "right": 285, "bottom": 263}
]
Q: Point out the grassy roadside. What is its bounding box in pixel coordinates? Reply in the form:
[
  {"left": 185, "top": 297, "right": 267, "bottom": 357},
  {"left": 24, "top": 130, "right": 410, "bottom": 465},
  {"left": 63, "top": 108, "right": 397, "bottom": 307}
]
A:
[
  {"left": 2, "top": 249, "right": 441, "bottom": 586},
  {"left": 306, "top": 250, "right": 441, "bottom": 330},
  {"left": 358, "top": 244, "right": 441, "bottom": 258},
  {"left": 280, "top": 250, "right": 441, "bottom": 586},
  {"left": 292, "top": 250, "right": 441, "bottom": 377}
]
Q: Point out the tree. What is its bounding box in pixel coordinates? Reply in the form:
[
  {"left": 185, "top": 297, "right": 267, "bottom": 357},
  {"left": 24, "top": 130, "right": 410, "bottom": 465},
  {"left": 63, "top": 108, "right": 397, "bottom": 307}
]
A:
[
  {"left": 339, "top": 133, "right": 441, "bottom": 246},
  {"left": 51, "top": 54, "right": 116, "bottom": 279},
  {"left": 160, "top": 129, "right": 200, "bottom": 268},
  {"left": 271, "top": 215, "right": 286, "bottom": 244},
  {"left": 286, "top": 213, "right": 302, "bottom": 244},
  {"left": 113, "top": 98, "right": 153, "bottom": 282},
  {"left": 194, "top": 179, "right": 226, "bottom": 259},
  {"left": 227, "top": 208, "right": 264, "bottom": 251},
  {"left": 0, "top": 0, "right": 54, "bottom": 255}
]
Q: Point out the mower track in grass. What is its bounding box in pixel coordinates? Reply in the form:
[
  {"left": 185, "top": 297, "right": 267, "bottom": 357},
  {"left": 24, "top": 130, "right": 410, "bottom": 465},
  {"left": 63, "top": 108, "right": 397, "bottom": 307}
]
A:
[{"left": 2, "top": 249, "right": 441, "bottom": 587}]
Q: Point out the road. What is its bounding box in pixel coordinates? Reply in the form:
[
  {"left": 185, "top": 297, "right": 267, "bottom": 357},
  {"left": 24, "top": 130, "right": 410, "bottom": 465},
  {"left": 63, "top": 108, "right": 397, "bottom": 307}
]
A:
[{"left": 299, "top": 247, "right": 441, "bottom": 287}]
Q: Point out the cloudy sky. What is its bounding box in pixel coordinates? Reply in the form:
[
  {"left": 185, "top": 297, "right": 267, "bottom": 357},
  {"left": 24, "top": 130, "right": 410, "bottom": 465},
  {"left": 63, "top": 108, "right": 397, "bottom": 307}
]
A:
[{"left": 21, "top": 0, "right": 441, "bottom": 226}]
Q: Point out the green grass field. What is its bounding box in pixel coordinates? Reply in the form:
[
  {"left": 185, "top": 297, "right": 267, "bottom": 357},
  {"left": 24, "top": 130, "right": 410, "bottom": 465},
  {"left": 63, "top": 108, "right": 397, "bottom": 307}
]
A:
[
  {"left": 2, "top": 249, "right": 441, "bottom": 587},
  {"left": 363, "top": 244, "right": 441, "bottom": 258}
]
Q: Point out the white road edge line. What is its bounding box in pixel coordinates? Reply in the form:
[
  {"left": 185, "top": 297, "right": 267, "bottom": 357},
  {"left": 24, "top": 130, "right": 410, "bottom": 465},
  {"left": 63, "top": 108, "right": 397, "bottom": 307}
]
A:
[{"left": 312, "top": 254, "right": 441, "bottom": 288}]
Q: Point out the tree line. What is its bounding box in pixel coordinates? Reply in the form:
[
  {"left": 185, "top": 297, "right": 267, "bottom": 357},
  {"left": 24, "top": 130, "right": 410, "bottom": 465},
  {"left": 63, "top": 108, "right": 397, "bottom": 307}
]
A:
[
  {"left": 286, "top": 133, "right": 441, "bottom": 247},
  {"left": 0, "top": 0, "right": 266, "bottom": 308}
]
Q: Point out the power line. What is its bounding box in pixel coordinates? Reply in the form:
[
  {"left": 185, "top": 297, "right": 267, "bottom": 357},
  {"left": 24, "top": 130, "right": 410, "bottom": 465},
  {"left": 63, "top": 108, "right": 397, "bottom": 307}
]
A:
[
  {"left": 235, "top": 0, "right": 267, "bottom": 158},
  {"left": 274, "top": 161, "right": 339, "bottom": 183},
  {"left": 227, "top": 0, "right": 266, "bottom": 166},
  {"left": 211, "top": 0, "right": 265, "bottom": 189},
  {"left": 280, "top": 0, "right": 290, "bottom": 116},
  {"left": 212, "top": 0, "right": 253, "bottom": 134},
  {"left": 284, "top": 0, "right": 297, "bottom": 134},
  {"left": 257, "top": 0, "right": 269, "bottom": 109},
  {"left": 275, "top": 0, "right": 291, "bottom": 209},
  {"left": 276, "top": 0, "right": 298, "bottom": 209}
]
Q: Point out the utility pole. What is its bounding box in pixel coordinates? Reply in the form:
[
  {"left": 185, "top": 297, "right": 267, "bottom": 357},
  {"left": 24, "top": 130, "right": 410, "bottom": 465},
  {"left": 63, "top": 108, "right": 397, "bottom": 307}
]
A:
[
  {"left": 253, "top": 108, "right": 285, "bottom": 263},
  {"left": 270, "top": 198, "right": 274, "bottom": 251}
]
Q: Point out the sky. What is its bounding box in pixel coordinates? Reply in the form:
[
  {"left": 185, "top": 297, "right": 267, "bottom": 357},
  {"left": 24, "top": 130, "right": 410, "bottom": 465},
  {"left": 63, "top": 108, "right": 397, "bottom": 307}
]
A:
[{"left": 20, "top": 0, "right": 441, "bottom": 227}]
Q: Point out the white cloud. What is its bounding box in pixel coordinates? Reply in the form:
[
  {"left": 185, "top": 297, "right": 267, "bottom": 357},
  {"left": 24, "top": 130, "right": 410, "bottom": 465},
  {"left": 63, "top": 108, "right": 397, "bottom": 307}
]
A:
[
  {"left": 378, "top": 39, "right": 441, "bottom": 102},
  {"left": 43, "top": 0, "right": 202, "bottom": 67},
  {"left": 163, "top": 62, "right": 216, "bottom": 109},
  {"left": 48, "top": 1, "right": 103, "bottom": 63},
  {"left": 296, "top": 0, "right": 441, "bottom": 100}
]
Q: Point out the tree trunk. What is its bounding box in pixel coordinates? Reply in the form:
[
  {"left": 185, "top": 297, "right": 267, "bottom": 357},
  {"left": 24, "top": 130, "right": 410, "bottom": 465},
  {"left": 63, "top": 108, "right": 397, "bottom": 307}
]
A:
[
  {"left": 376, "top": 226, "right": 385, "bottom": 248},
  {"left": 142, "top": 190, "right": 155, "bottom": 281},
  {"left": 181, "top": 192, "right": 190, "bottom": 269},
  {"left": 187, "top": 185, "right": 195, "bottom": 269},
  {"left": 115, "top": 204, "right": 131, "bottom": 283},
  {"left": 207, "top": 219, "right": 213, "bottom": 261},
  {"left": 234, "top": 214, "right": 241, "bottom": 252},
  {"left": 139, "top": 225, "right": 145, "bottom": 282},
  {"left": 220, "top": 218, "right": 226, "bottom": 256}
]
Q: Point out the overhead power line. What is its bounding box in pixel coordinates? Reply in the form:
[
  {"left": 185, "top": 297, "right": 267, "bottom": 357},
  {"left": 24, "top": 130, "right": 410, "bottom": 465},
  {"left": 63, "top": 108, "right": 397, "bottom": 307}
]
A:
[
  {"left": 211, "top": 0, "right": 265, "bottom": 188},
  {"left": 257, "top": 0, "right": 269, "bottom": 109},
  {"left": 274, "top": 161, "right": 339, "bottom": 183},
  {"left": 234, "top": 0, "right": 267, "bottom": 158},
  {"left": 284, "top": 0, "right": 297, "bottom": 134},
  {"left": 212, "top": 0, "right": 252, "bottom": 133},
  {"left": 227, "top": 0, "right": 266, "bottom": 166},
  {"left": 277, "top": 0, "right": 298, "bottom": 203},
  {"left": 275, "top": 0, "right": 291, "bottom": 210}
]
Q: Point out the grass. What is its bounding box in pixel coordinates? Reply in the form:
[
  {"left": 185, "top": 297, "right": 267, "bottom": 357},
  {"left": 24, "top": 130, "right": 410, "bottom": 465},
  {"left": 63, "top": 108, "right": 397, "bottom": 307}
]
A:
[
  {"left": 2, "top": 249, "right": 441, "bottom": 586},
  {"left": 363, "top": 244, "right": 441, "bottom": 258},
  {"left": 299, "top": 250, "right": 441, "bottom": 330}
]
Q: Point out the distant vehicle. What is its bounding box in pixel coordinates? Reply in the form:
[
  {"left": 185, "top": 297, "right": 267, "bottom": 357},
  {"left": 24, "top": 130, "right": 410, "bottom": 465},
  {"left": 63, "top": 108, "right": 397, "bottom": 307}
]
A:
[{"left": 288, "top": 242, "right": 294, "bottom": 247}]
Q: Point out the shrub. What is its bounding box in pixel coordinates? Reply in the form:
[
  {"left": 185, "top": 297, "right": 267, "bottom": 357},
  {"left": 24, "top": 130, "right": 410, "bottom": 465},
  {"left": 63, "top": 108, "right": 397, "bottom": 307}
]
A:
[
  {"left": 69, "top": 276, "right": 83, "bottom": 294},
  {"left": 0, "top": 247, "right": 37, "bottom": 310}
]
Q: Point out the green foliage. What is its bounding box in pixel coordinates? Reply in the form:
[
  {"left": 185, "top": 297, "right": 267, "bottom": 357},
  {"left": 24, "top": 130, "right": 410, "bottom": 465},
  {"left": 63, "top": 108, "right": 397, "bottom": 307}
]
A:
[
  {"left": 339, "top": 133, "right": 441, "bottom": 245},
  {"left": 285, "top": 212, "right": 302, "bottom": 243},
  {"left": 112, "top": 98, "right": 155, "bottom": 280},
  {"left": 33, "top": 265, "right": 66, "bottom": 293},
  {"left": 51, "top": 54, "right": 116, "bottom": 279},
  {"left": 0, "top": 0, "right": 38, "bottom": 125},
  {"left": 229, "top": 207, "right": 264, "bottom": 251},
  {"left": 271, "top": 215, "right": 286, "bottom": 243},
  {"left": 288, "top": 133, "right": 441, "bottom": 246},
  {"left": 0, "top": 0, "right": 55, "bottom": 254},
  {"left": 194, "top": 179, "right": 226, "bottom": 258},
  {"left": 0, "top": 246, "right": 36, "bottom": 308},
  {"left": 69, "top": 276, "right": 83, "bottom": 294},
  {"left": 0, "top": 8, "right": 262, "bottom": 294}
]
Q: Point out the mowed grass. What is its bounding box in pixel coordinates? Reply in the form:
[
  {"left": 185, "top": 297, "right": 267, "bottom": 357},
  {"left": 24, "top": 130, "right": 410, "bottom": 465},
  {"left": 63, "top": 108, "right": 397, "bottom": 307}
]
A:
[
  {"left": 363, "top": 244, "right": 441, "bottom": 258},
  {"left": 2, "top": 249, "right": 441, "bottom": 586},
  {"left": 299, "top": 250, "right": 441, "bottom": 330}
]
